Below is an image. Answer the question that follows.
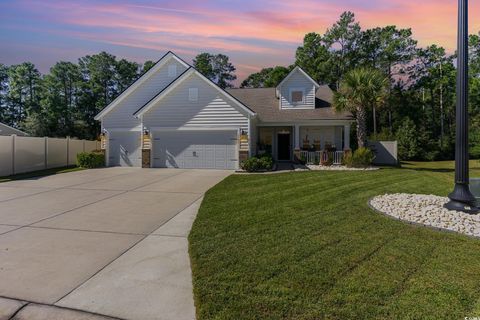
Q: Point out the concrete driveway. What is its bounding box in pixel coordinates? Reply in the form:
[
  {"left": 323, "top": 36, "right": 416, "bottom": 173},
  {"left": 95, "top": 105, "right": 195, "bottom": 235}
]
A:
[{"left": 0, "top": 167, "right": 231, "bottom": 320}]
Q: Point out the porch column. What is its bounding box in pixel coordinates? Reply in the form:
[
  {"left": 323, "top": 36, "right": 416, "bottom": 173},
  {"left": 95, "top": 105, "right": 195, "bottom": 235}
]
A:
[
  {"left": 294, "top": 125, "right": 300, "bottom": 150},
  {"left": 344, "top": 124, "right": 351, "bottom": 150},
  {"left": 142, "top": 128, "right": 152, "bottom": 168},
  {"left": 293, "top": 124, "right": 301, "bottom": 163}
]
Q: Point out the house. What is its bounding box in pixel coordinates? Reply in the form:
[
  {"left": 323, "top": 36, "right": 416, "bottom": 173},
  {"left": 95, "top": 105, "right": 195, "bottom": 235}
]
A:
[
  {"left": 0, "top": 122, "right": 28, "bottom": 136},
  {"left": 95, "top": 52, "right": 353, "bottom": 169}
]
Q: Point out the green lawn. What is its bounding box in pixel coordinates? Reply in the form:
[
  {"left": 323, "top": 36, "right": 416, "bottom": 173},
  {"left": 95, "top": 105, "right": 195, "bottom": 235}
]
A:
[
  {"left": 189, "top": 161, "right": 480, "bottom": 319},
  {"left": 0, "top": 166, "right": 83, "bottom": 183}
]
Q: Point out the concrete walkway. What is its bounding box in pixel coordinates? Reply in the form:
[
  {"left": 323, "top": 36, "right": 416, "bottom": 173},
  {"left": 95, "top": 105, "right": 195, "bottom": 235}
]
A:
[{"left": 0, "top": 168, "right": 231, "bottom": 320}]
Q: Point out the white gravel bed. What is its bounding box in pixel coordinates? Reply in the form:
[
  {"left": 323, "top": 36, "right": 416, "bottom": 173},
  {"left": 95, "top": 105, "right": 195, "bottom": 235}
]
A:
[
  {"left": 293, "top": 164, "right": 379, "bottom": 171},
  {"left": 370, "top": 193, "right": 480, "bottom": 238}
]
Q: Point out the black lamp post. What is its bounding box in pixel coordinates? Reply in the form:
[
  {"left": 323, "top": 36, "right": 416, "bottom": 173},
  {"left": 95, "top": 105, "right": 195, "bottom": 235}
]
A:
[{"left": 445, "top": 0, "right": 479, "bottom": 213}]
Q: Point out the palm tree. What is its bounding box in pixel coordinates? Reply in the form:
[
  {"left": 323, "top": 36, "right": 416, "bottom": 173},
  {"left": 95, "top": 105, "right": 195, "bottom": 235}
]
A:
[{"left": 333, "top": 67, "right": 389, "bottom": 148}]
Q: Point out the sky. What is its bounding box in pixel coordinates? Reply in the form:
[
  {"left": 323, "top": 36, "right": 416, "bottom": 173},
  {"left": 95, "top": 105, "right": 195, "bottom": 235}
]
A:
[{"left": 1, "top": 0, "right": 480, "bottom": 84}]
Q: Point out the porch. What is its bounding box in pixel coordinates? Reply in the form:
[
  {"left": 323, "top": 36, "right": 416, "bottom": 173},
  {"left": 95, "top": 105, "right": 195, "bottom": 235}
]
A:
[
  {"left": 299, "top": 150, "right": 345, "bottom": 165},
  {"left": 255, "top": 123, "right": 351, "bottom": 163}
]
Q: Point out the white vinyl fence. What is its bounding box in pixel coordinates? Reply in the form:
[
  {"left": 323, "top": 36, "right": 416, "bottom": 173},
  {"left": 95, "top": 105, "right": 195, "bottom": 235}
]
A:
[{"left": 0, "top": 135, "right": 101, "bottom": 176}]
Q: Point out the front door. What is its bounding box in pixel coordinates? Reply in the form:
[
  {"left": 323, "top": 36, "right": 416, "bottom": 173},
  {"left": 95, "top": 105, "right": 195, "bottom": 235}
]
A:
[{"left": 277, "top": 133, "right": 291, "bottom": 161}]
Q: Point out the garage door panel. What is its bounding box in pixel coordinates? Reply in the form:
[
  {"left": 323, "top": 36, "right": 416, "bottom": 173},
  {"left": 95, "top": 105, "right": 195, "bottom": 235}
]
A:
[
  {"left": 204, "top": 146, "right": 215, "bottom": 169},
  {"left": 108, "top": 132, "right": 141, "bottom": 167},
  {"left": 153, "top": 131, "right": 237, "bottom": 170}
]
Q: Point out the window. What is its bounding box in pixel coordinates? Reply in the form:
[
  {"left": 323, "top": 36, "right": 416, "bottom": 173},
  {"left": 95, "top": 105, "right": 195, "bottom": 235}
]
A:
[
  {"left": 258, "top": 127, "right": 274, "bottom": 154},
  {"left": 188, "top": 88, "right": 198, "bottom": 102},
  {"left": 290, "top": 88, "right": 304, "bottom": 104},
  {"left": 168, "top": 64, "right": 177, "bottom": 77}
]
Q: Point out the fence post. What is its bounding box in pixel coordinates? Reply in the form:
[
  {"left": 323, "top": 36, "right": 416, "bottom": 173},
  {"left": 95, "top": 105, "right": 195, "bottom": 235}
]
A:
[
  {"left": 11, "top": 135, "right": 16, "bottom": 175},
  {"left": 66, "top": 136, "right": 70, "bottom": 167},
  {"left": 44, "top": 137, "right": 48, "bottom": 169}
]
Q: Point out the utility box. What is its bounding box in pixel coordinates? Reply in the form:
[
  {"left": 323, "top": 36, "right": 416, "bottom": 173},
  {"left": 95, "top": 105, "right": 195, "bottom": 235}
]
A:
[{"left": 471, "top": 178, "right": 480, "bottom": 207}]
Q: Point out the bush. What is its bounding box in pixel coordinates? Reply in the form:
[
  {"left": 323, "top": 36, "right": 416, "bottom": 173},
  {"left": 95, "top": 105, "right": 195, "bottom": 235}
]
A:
[
  {"left": 471, "top": 145, "right": 480, "bottom": 159},
  {"left": 299, "top": 154, "right": 306, "bottom": 165},
  {"left": 369, "top": 128, "right": 396, "bottom": 142},
  {"left": 396, "top": 118, "right": 421, "bottom": 160},
  {"left": 77, "top": 151, "right": 105, "bottom": 168},
  {"left": 241, "top": 154, "right": 273, "bottom": 172},
  {"left": 342, "top": 150, "right": 353, "bottom": 166},
  {"left": 344, "top": 147, "right": 375, "bottom": 168},
  {"left": 320, "top": 151, "right": 333, "bottom": 166}
]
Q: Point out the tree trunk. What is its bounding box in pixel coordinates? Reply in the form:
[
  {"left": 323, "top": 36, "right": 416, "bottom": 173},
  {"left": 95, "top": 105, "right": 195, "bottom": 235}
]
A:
[
  {"left": 430, "top": 88, "right": 436, "bottom": 133},
  {"left": 439, "top": 63, "right": 444, "bottom": 147},
  {"left": 356, "top": 106, "right": 367, "bottom": 148},
  {"left": 387, "top": 64, "right": 393, "bottom": 132}
]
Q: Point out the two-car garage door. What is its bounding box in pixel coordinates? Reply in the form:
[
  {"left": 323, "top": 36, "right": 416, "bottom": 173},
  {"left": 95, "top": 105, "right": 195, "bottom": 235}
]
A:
[{"left": 152, "top": 130, "right": 237, "bottom": 170}]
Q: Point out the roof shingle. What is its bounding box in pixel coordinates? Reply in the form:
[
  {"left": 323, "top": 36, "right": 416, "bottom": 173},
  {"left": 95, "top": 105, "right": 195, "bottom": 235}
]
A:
[{"left": 226, "top": 86, "right": 353, "bottom": 122}]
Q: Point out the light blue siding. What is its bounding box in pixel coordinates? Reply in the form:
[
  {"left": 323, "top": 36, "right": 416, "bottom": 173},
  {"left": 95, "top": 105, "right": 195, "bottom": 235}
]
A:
[
  {"left": 143, "top": 73, "right": 249, "bottom": 131},
  {"left": 279, "top": 69, "right": 316, "bottom": 109},
  {"left": 103, "top": 58, "right": 188, "bottom": 129}
]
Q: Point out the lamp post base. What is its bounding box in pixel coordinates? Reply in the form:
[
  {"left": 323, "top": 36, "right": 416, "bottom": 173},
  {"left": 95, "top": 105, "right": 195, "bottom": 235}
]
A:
[{"left": 445, "top": 183, "right": 479, "bottom": 214}]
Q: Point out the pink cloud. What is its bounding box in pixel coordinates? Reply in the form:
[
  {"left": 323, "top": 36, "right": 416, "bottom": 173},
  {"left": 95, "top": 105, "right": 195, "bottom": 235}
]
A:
[{"left": 4, "top": 0, "right": 480, "bottom": 83}]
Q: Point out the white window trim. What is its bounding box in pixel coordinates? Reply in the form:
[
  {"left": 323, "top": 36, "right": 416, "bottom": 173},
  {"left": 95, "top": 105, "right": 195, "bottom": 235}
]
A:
[
  {"left": 188, "top": 87, "right": 198, "bottom": 102},
  {"left": 289, "top": 87, "right": 305, "bottom": 105},
  {"left": 168, "top": 64, "right": 177, "bottom": 77}
]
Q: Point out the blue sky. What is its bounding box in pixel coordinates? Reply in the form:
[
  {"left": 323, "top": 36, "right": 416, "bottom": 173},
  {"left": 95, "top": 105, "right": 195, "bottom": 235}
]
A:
[{"left": 1, "top": 0, "right": 478, "bottom": 82}]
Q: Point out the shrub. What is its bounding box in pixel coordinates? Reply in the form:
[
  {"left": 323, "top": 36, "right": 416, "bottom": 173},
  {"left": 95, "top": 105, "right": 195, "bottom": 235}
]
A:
[
  {"left": 345, "top": 147, "right": 375, "bottom": 168},
  {"left": 299, "top": 154, "right": 306, "bottom": 165},
  {"left": 342, "top": 150, "right": 353, "bottom": 166},
  {"left": 77, "top": 151, "right": 105, "bottom": 168},
  {"left": 396, "top": 118, "right": 421, "bottom": 160},
  {"left": 369, "top": 128, "right": 396, "bottom": 142},
  {"left": 241, "top": 154, "right": 273, "bottom": 172},
  {"left": 471, "top": 145, "right": 480, "bottom": 159},
  {"left": 258, "top": 155, "right": 273, "bottom": 170},
  {"left": 320, "top": 151, "right": 333, "bottom": 166}
]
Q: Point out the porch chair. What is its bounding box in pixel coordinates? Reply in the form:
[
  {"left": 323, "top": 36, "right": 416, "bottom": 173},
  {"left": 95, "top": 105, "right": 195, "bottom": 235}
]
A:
[
  {"left": 313, "top": 139, "right": 321, "bottom": 151},
  {"left": 302, "top": 139, "right": 310, "bottom": 150}
]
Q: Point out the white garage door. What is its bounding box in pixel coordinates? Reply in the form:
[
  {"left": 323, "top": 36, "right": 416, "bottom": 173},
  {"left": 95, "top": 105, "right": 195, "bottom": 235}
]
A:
[
  {"left": 153, "top": 130, "right": 238, "bottom": 169},
  {"left": 108, "top": 131, "right": 141, "bottom": 167}
]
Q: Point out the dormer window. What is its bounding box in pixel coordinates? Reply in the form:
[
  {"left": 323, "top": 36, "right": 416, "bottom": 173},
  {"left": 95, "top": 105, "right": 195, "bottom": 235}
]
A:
[
  {"left": 290, "top": 88, "right": 305, "bottom": 105},
  {"left": 168, "top": 64, "right": 177, "bottom": 77}
]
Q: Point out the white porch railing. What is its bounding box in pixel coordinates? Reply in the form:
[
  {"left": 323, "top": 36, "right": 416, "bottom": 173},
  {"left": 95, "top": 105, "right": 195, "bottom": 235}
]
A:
[
  {"left": 300, "top": 150, "right": 344, "bottom": 165},
  {"left": 333, "top": 151, "right": 344, "bottom": 165}
]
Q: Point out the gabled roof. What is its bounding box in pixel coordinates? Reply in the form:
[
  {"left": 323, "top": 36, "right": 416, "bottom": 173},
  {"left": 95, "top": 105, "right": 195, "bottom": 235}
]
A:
[
  {"left": 0, "top": 122, "right": 28, "bottom": 136},
  {"left": 94, "top": 51, "right": 190, "bottom": 120},
  {"left": 227, "top": 86, "right": 353, "bottom": 122},
  {"left": 133, "top": 68, "right": 255, "bottom": 118},
  {"left": 275, "top": 66, "right": 320, "bottom": 97}
]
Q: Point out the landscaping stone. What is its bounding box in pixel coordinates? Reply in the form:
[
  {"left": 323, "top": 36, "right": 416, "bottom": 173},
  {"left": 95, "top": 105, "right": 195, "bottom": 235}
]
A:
[
  {"left": 370, "top": 193, "right": 480, "bottom": 238},
  {"left": 293, "top": 164, "right": 379, "bottom": 171}
]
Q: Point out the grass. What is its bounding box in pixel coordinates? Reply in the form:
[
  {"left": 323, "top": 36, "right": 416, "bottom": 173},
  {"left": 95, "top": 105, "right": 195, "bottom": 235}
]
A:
[
  {"left": 402, "top": 159, "right": 480, "bottom": 172},
  {"left": 0, "top": 166, "right": 83, "bottom": 183},
  {"left": 189, "top": 161, "right": 480, "bottom": 319}
]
